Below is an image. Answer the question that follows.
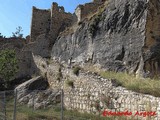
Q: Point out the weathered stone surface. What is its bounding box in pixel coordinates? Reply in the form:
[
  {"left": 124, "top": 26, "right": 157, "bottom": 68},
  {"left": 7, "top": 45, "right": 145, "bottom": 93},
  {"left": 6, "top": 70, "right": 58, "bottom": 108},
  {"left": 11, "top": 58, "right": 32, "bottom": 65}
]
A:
[
  {"left": 18, "top": 89, "right": 60, "bottom": 110},
  {"left": 15, "top": 76, "right": 61, "bottom": 109},
  {"left": 51, "top": 0, "right": 160, "bottom": 77},
  {"left": 15, "top": 76, "right": 49, "bottom": 99}
]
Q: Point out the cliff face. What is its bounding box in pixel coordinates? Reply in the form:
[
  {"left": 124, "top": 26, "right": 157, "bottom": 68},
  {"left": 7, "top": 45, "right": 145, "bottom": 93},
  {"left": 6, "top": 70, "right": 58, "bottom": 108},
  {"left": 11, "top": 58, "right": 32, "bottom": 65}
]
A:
[{"left": 51, "top": 0, "right": 160, "bottom": 77}]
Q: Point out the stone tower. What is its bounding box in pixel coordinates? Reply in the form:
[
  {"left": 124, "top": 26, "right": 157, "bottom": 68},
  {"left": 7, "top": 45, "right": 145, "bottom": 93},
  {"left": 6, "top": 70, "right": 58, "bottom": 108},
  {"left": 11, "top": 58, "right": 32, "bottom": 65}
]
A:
[
  {"left": 30, "top": 2, "right": 75, "bottom": 43},
  {"left": 28, "top": 2, "right": 76, "bottom": 57}
]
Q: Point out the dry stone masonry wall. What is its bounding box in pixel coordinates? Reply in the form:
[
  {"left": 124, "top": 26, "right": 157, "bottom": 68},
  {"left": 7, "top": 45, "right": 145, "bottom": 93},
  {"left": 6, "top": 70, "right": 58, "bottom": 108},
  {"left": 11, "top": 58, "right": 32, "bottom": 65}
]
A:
[
  {"left": 33, "top": 56, "right": 160, "bottom": 120},
  {"left": 61, "top": 67, "right": 160, "bottom": 120}
]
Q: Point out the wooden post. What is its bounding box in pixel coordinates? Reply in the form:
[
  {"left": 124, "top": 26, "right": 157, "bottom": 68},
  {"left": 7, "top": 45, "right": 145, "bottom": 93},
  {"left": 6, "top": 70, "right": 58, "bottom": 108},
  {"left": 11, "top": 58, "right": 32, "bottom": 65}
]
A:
[
  {"left": 13, "top": 89, "right": 17, "bottom": 120},
  {"left": 61, "top": 89, "right": 64, "bottom": 120},
  {"left": 4, "top": 91, "right": 6, "bottom": 120}
]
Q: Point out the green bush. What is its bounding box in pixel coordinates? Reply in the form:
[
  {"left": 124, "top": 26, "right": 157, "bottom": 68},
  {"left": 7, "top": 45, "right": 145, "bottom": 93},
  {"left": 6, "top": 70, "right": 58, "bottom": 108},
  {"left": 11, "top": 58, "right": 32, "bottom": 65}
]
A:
[
  {"left": 56, "top": 72, "right": 62, "bottom": 82},
  {"left": 0, "top": 49, "right": 19, "bottom": 88},
  {"left": 73, "top": 66, "right": 81, "bottom": 76},
  {"left": 66, "top": 80, "right": 74, "bottom": 88},
  {"left": 88, "top": 11, "right": 105, "bottom": 37}
]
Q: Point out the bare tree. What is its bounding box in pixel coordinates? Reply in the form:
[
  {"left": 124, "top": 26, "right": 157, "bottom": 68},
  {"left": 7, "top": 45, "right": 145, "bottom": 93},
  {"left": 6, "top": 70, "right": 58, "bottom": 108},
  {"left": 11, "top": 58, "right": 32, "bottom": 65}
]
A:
[{"left": 12, "top": 26, "right": 23, "bottom": 38}]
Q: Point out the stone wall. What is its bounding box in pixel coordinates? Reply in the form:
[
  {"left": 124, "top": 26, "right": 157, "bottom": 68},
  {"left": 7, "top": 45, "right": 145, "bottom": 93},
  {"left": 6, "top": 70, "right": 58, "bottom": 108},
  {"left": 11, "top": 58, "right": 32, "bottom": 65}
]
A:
[
  {"left": 30, "top": 2, "right": 75, "bottom": 43},
  {"left": 33, "top": 56, "right": 160, "bottom": 120},
  {"left": 30, "top": 7, "right": 51, "bottom": 42},
  {"left": 49, "top": 2, "right": 75, "bottom": 45},
  {"left": 93, "top": 0, "right": 106, "bottom": 3},
  {"left": 75, "top": 3, "right": 102, "bottom": 22},
  {"left": 29, "top": 2, "right": 75, "bottom": 57},
  {"left": 62, "top": 69, "right": 160, "bottom": 120}
]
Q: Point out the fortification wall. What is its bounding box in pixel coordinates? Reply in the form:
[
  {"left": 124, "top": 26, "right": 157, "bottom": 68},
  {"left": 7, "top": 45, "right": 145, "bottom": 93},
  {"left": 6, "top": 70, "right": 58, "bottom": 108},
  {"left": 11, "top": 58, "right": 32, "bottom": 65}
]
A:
[
  {"left": 32, "top": 57, "right": 160, "bottom": 120},
  {"left": 49, "top": 3, "right": 75, "bottom": 44},
  {"left": 30, "top": 7, "right": 51, "bottom": 42},
  {"left": 92, "top": 0, "right": 106, "bottom": 3},
  {"left": 30, "top": 3, "right": 75, "bottom": 43},
  {"left": 75, "top": 3, "right": 102, "bottom": 22},
  {"left": 30, "top": 1, "right": 105, "bottom": 43}
]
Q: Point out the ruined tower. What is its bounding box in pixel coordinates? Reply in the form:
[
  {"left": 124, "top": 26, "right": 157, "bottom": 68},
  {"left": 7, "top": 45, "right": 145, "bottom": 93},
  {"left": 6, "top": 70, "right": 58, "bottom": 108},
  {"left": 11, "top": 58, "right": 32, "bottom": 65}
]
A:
[
  {"left": 29, "top": 2, "right": 76, "bottom": 57},
  {"left": 30, "top": 2, "right": 75, "bottom": 43},
  {"left": 75, "top": 0, "right": 105, "bottom": 22},
  {"left": 30, "top": 7, "right": 51, "bottom": 42}
]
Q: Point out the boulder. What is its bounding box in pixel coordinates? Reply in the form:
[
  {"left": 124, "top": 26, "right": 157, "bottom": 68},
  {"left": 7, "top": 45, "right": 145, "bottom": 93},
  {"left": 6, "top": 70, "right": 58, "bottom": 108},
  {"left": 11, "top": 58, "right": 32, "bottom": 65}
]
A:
[
  {"left": 15, "top": 77, "right": 61, "bottom": 109},
  {"left": 15, "top": 76, "right": 49, "bottom": 99}
]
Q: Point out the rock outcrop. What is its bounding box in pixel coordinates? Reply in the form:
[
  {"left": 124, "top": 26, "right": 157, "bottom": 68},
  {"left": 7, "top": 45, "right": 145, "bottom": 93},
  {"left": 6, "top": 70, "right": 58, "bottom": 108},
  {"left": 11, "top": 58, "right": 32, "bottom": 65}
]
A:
[
  {"left": 15, "top": 76, "right": 60, "bottom": 109},
  {"left": 15, "top": 76, "right": 49, "bottom": 99},
  {"left": 51, "top": 0, "right": 160, "bottom": 77}
]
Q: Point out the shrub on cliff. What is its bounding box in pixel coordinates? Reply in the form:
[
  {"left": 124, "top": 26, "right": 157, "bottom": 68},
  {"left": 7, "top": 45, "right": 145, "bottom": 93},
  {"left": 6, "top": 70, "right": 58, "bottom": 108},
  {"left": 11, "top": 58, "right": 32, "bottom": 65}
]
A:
[
  {"left": 65, "top": 80, "right": 74, "bottom": 88},
  {"left": 0, "top": 49, "right": 19, "bottom": 88},
  {"left": 72, "top": 66, "right": 81, "bottom": 76}
]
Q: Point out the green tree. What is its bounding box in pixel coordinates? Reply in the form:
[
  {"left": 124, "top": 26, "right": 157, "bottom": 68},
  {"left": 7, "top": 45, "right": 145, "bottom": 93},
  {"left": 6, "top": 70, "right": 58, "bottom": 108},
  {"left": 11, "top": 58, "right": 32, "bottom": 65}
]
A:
[
  {"left": 12, "top": 26, "right": 23, "bottom": 38},
  {"left": 0, "top": 33, "right": 3, "bottom": 38},
  {"left": 0, "top": 49, "right": 19, "bottom": 88},
  {"left": 0, "top": 33, "right": 5, "bottom": 38}
]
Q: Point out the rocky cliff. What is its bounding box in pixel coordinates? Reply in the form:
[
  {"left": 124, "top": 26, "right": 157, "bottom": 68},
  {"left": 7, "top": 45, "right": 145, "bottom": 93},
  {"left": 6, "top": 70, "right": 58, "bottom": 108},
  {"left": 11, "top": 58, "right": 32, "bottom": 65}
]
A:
[{"left": 51, "top": 0, "right": 160, "bottom": 77}]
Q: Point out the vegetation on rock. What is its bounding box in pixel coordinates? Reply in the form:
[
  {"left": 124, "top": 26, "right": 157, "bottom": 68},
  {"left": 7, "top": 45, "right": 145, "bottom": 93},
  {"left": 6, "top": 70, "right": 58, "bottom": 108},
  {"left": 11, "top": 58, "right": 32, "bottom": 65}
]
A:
[
  {"left": 100, "top": 71, "right": 160, "bottom": 97},
  {"left": 72, "top": 66, "right": 81, "bottom": 76},
  {"left": 65, "top": 80, "right": 74, "bottom": 88}
]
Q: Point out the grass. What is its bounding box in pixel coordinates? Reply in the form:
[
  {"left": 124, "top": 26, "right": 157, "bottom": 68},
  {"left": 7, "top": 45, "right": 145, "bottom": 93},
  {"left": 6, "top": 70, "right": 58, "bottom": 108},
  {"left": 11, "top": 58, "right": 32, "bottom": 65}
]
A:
[
  {"left": 3, "top": 98, "right": 133, "bottom": 120},
  {"left": 72, "top": 66, "right": 81, "bottom": 76},
  {"left": 0, "top": 94, "right": 140, "bottom": 120},
  {"left": 65, "top": 80, "right": 74, "bottom": 88},
  {"left": 82, "top": 63, "right": 160, "bottom": 97},
  {"left": 99, "top": 71, "right": 160, "bottom": 97},
  {"left": 2, "top": 88, "right": 139, "bottom": 120}
]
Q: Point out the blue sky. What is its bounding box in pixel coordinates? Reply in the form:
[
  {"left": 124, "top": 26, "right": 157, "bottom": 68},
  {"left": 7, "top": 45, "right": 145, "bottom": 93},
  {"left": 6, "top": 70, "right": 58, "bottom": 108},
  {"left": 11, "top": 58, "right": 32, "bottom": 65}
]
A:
[{"left": 0, "top": 0, "right": 91, "bottom": 38}]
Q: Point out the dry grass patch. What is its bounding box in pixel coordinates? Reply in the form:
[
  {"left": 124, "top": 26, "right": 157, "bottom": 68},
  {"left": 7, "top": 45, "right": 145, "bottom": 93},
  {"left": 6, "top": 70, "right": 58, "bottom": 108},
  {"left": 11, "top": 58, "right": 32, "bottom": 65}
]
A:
[
  {"left": 83, "top": 64, "right": 160, "bottom": 97},
  {"left": 100, "top": 71, "right": 160, "bottom": 97}
]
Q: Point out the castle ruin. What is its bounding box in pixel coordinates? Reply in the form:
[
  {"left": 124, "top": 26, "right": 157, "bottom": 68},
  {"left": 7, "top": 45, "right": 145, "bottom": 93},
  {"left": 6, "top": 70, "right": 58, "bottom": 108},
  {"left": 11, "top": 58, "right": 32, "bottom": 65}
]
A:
[
  {"left": 30, "top": 0, "right": 105, "bottom": 42},
  {"left": 30, "top": 2, "right": 76, "bottom": 43},
  {"left": 75, "top": 0, "right": 106, "bottom": 22}
]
